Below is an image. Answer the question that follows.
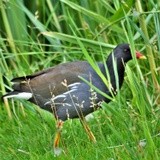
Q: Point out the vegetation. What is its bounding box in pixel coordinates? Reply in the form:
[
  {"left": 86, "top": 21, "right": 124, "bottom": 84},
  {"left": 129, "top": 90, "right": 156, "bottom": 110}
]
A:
[{"left": 0, "top": 0, "right": 160, "bottom": 159}]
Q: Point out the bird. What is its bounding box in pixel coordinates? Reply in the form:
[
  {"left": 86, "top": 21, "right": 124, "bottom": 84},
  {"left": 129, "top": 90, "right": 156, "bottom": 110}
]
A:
[{"left": 2, "top": 43, "right": 146, "bottom": 154}]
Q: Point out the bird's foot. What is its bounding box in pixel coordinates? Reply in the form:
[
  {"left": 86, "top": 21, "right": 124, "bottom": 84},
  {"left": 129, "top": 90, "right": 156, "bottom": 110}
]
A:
[{"left": 54, "top": 147, "right": 63, "bottom": 156}]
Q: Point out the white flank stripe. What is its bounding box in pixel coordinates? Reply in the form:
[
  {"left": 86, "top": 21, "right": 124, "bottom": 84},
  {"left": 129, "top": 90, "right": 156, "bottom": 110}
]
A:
[
  {"left": 52, "top": 94, "right": 66, "bottom": 100},
  {"left": 68, "top": 82, "right": 81, "bottom": 88},
  {"left": 5, "top": 92, "right": 32, "bottom": 100},
  {"left": 44, "top": 101, "right": 50, "bottom": 106},
  {"left": 63, "top": 89, "right": 77, "bottom": 95},
  {"left": 44, "top": 87, "right": 78, "bottom": 106},
  {"left": 70, "top": 86, "right": 78, "bottom": 89}
]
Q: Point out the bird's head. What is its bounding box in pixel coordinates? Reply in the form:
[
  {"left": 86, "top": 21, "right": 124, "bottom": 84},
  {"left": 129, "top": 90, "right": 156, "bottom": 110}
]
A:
[{"left": 112, "top": 43, "right": 146, "bottom": 63}]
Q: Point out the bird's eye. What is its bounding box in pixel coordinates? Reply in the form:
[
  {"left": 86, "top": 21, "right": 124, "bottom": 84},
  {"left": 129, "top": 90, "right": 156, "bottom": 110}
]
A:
[{"left": 124, "top": 48, "right": 129, "bottom": 53}]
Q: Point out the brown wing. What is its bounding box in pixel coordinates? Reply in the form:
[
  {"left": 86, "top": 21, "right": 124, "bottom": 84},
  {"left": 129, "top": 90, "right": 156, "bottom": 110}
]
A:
[{"left": 12, "top": 61, "right": 91, "bottom": 100}]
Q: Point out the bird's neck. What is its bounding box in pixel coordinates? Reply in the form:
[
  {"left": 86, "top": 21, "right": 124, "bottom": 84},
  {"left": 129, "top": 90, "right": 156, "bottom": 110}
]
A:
[{"left": 105, "top": 57, "right": 125, "bottom": 92}]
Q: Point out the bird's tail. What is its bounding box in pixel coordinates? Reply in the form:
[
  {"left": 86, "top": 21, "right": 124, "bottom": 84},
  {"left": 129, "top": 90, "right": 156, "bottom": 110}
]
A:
[
  {"left": 2, "top": 91, "right": 32, "bottom": 100},
  {"left": 2, "top": 76, "right": 33, "bottom": 101}
]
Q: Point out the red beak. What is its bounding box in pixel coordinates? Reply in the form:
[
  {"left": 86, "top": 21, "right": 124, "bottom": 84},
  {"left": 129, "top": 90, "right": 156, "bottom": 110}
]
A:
[{"left": 136, "top": 51, "right": 146, "bottom": 59}]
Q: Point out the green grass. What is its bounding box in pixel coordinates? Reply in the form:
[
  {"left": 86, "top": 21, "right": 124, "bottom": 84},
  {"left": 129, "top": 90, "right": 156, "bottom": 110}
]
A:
[{"left": 0, "top": 0, "right": 160, "bottom": 159}]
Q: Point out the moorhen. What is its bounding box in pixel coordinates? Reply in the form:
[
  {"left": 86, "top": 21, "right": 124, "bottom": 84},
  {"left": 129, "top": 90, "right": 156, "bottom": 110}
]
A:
[{"left": 2, "top": 43, "right": 145, "bottom": 154}]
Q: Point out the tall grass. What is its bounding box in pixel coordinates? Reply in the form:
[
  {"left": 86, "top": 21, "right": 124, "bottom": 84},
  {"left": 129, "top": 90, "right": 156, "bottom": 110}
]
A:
[{"left": 0, "top": 0, "right": 160, "bottom": 159}]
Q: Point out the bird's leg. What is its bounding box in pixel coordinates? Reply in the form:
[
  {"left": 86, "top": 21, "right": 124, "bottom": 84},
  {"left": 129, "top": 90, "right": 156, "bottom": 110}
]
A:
[
  {"left": 53, "top": 120, "right": 64, "bottom": 149},
  {"left": 80, "top": 117, "right": 96, "bottom": 143},
  {"left": 3, "top": 97, "right": 12, "bottom": 119}
]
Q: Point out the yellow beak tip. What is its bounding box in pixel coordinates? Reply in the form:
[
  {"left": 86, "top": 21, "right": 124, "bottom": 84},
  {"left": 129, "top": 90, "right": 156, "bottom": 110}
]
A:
[{"left": 139, "top": 55, "right": 147, "bottom": 60}]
